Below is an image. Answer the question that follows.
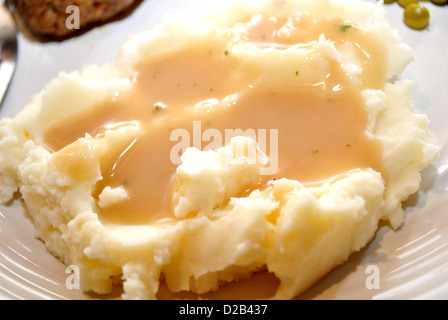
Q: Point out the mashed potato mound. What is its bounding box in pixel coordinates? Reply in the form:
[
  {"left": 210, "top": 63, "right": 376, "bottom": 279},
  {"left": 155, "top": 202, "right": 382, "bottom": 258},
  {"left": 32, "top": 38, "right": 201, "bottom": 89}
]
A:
[{"left": 0, "top": 0, "right": 440, "bottom": 299}]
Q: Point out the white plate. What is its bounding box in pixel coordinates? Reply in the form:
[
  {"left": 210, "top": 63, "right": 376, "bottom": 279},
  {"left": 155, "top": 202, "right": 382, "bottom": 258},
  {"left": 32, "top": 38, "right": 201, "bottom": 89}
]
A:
[{"left": 1, "top": 0, "right": 447, "bottom": 300}]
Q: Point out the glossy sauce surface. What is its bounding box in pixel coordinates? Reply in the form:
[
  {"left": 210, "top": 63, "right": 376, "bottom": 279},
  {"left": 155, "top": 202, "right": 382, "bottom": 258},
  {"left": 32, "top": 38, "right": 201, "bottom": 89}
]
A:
[{"left": 44, "top": 15, "right": 387, "bottom": 225}]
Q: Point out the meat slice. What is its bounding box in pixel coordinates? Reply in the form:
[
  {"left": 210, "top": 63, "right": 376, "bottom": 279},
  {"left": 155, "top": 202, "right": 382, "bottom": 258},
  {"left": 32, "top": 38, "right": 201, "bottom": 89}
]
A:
[{"left": 9, "top": 0, "right": 140, "bottom": 37}]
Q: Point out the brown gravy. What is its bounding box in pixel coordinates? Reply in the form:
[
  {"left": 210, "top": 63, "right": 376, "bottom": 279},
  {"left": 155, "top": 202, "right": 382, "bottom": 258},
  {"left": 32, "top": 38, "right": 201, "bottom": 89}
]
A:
[{"left": 44, "top": 15, "right": 387, "bottom": 225}]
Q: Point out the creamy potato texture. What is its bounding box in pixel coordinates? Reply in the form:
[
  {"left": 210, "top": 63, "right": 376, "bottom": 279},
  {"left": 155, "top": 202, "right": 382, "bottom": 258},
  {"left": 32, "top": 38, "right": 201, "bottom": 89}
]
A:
[{"left": 0, "top": 0, "right": 440, "bottom": 299}]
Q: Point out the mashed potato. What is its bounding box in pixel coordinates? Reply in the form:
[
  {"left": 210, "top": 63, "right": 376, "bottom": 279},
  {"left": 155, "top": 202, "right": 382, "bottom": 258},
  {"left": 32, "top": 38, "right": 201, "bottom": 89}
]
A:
[{"left": 0, "top": 0, "right": 440, "bottom": 299}]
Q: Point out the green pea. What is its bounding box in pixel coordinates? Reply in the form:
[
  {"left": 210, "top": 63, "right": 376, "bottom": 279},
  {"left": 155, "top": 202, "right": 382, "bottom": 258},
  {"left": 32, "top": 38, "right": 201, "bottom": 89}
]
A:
[
  {"left": 430, "top": 0, "right": 447, "bottom": 5},
  {"left": 398, "top": 0, "right": 420, "bottom": 8},
  {"left": 404, "top": 4, "right": 430, "bottom": 30}
]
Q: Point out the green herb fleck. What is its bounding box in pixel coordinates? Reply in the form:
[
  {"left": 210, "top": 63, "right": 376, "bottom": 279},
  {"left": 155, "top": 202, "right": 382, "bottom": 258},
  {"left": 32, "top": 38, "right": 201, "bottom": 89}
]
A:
[
  {"left": 153, "top": 102, "right": 166, "bottom": 113},
  {"left": 224, "top": 50, "right": 229, "bottom": 56},
  {"left": 311, "top": 149, "right": 320, "bottom": 154},
  {"left": 295, "top": 71, "right": 299, "bottom": 76},
  {"left": 341, "top": 23, "right": 352, "bottom": 32}
]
